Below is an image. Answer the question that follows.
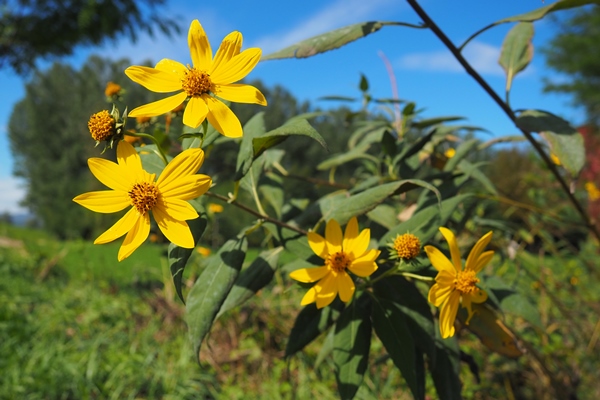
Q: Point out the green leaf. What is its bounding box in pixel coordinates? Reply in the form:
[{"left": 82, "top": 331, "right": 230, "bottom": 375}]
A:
[
  {"left": 499, "top": 22, "right": 534, "bottom": 94},
  {"left": 515, "top": 109, "right": 585, "bottom": 176},
  {"left": 431, "top": 338, "right": 462, "bottom": 400},
  {"left": 371, "top": 295, "right": 421, "bottom": 400},
  {"left": 185, "top": 236, "right": 248, "bottom": 362},
  {"left": 459, "top": 160, "right": 498, "bottom": 195},
  {"left": 138, "top": 145, "right": 168, "bottom": 176},
  {"left": 327, "top": 180, "right": 441, "bottom": 226},
  {"left": 443, "top": 138, "right": 480, "bottom": 172},
  {"left": 497, "top": 0, "right": 600, "bottom": 24},
  {"left": 333, "top": 293, "right": 372, "bottom": 400},
  {"left": 262, "top": 21, "right": 401, "bottom": 60},
  {"left": 286, "top": 302, "right": 343, "bottom": 357},
  {"left": 217, "top": 247, "right": 282, "bottom": 317},
  {"left": 359, "top": 73, "right": 369, "bottom": 92},
  {"left": 317, "top": 143, "right": 373, "bottom": 170},
  {"left": 484, "top": 275, "right": 543, "bottom": 329},
  {"left": 259, "top": 172, "right": 285, "bottom": 218},
  {"left": 366, "top": 204, "right": 398, "bottom": 230},
  {"left": 235, "top": 112, "right": 267, "bottom": 181},
  {"left": 167, "top": 199, "right": 208, "bottom": 304},
  {"left": 413, "top": 116, "right": 464, "bottom": 129},
  {"left": 319, "top": 95, "right": 358, "bottom": 102},
  {"left": 252, "top": 118, "right": 328, "bottom": 158}
]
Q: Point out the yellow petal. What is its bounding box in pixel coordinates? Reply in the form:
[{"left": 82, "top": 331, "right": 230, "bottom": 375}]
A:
[
  {"left": 468, "top": 288, "right": 488, "bottom": 304},
  {"left": 160, "top": 174, "right": 212, "bottom": 200},
  {"left": 439, "top": 291, "right": 461, "bottom": 339},
  {"left": 300, "top": 285, "right": 318, "bottom": 306},
  {"left": 156, "top": 147, "right": 205, "bottom": 190},
  {"left": 428, "top": 283, "right": 454, "bottom": 307},
  {"left": 472, "top": 250, "right": 494, "bottom": 273},
  {"left": 87, "top": 158, "right": 130, "bottom": 191},
  {"left": 337, "top": 272, "right": 355, "bottom": 303},
  {"left": 315, "top": 273, "right": 337, "bottom": 309},
  {"left": 215, "top": 84, "right": 267, "bottom": 105},
  {"left": 116, "top": 140, "right": 147, "bottom": 183},
  {"left": 94, "top": 208, "right": 139, "bottom": 244},
  {"left": 289, "top": 266, "right": 329, "bottom": 283},
  {"left": 125, "top": 66, "right": 182, "bottom": 93},
  {"left": 465, "top": 231, "right": 493, "bottom": 271},
  {"left": 160, "top": 198, "right": 199, "bottom": 221},
  {"left": 211, "top": 31, "right": 242, "bottom": 74},
  {"left": 188, "top": 20, "right": 212, "bottom": 70},
  {"left": 325, "top": 219, "right": 343, "bottom": 254},
  {"left": 348, "top": 250, "right": 379, "bottom": 277},
  {"left": 211, "top": 47, "right": 261, "bottom": 84},
  {"left": 352, "top": 248, "right": 380, "bottom": 263},
  {"left": 155, "top": 58, "right": 188, "bottom": 79},
  {"left": 129, "top": 92, "right": 188, "bottom": 118},
  {"left": 439, "top": 227, "right": 462, "bottom": 271},
  {"left": 435, "top": 270, "right": 456, "bottom": 286},
  {"left": 117, "top": 213, "right": 150, "bottom": 261},
  {"left": 205, "top": 95, "right": 243, "bottom": 138},
  {"left": 424, "top": 245, "right": 457, "bottom": 274},
  {"left": 153, "top": 205, "right": 195, "bottom": 248},
  {"left": 347, "top": 229, "right": 370, "bottom": 260},
  {"left": 307, "top": 232, "right": 328, "bottom": 259},
  {"left": 182, "top": 96, "right": 209, "bottom": 128},
  {"left": 73, "top": 190, "right": 130, "bottom": 213}
]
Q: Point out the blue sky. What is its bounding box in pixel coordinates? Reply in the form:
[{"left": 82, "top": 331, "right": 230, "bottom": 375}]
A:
[{"left": 0, "top": 0, "right": 584, "bottom": 214}]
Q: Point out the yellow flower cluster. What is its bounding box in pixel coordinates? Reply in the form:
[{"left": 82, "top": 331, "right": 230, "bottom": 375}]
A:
[
  {"left": 88, "top": 110, "right": 116, "bottom": 142},
  {"left": 392, "top": 233, "right": 421, "bottom": 259},
  {"left": 585, "top": 182, "right": 600, "bottom": 201}
]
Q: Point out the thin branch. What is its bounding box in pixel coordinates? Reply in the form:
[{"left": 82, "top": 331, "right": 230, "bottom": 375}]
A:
[
  {"left": 205, "top": 192, "right": 307, "bottom": 235},
  {"left": 405, "top": 0, "right": 600, "bottom": 242}
]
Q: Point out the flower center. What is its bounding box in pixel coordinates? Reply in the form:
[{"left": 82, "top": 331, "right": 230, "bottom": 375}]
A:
[
  {"left": 128, "top": 182, "right": 160, "bottom": 214},
  {"left": 327, "top": 251, "right": 351, "bottom": 273},
  {"left": 182, "top": 68, "right": 213, "bottom": 97},
  {"left": 88, "top": 110, "right": 116, "bottom": 141},
  {"left": 455, "top": 270, "right": 480, "bottom": 294},
  {"left": 393, "top": 233, "right": 421, "bottom": 259}
]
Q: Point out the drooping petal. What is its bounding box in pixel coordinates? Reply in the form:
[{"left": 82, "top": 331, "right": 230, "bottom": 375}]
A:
[
  {"left": 125, "top": 66, "right": 182, "bottom": 93},
  {"left": 159, "top": 174, "right": 212, "bottom": 200},
  {"left": 73, "top": 190, "right": 130, "bottom": 213},
  {"left": 439, "top": 227, "right": 463, "bottom": 272},
  {"left": 439, "top": 291, "right": 461, "bottom": 339},
  {"left": 468, "top": 288, "right": 488, "bottom": 304},
  {"left": 315, "top": 273, "right": 337, "bottom": 309},
  {"left": 211, "top": 48, "right": 261, "bottom": 84},
  {"left": 94, "top": 208, "right": 139, "bottom": 244},
  {"left": 87, "top": 158, "right": 130, "bottom": 192},
  {"left": 215, "top": 84, "right": 267, "bottom": 105},
  {"left": 307, "top": 232, "right": 328, "bottom": 259},
  {"left": 205, "top": 95, "right": 243, "bottom": 138},
  {"left": 472, "top": 250, "right": 494, "bottom": 274},
  {"left": 465, "top": 231, "right": 493, "bottom": 271},
  {"left": 117, "top": 213, "right": 150, "bottom": 261},
  {"left": 160, "top": 198, "right": 199, "bottom": 221},
  {"left": 129, "top": 92, "right": 187, "bottom": 118},
  {"left": 156, "top": 147, "right": 205, "bottom": 190},
  {"left": 182, "top": 96, "right": 209, "bottom": 128},
  {"left": 153, "top": 205, "right": 195, "bottom": 248},
  {"left": 428, "top": 283, "right": 454, "bottom": 307},
  {"left": 424, "top": 245, "right": 457, "bottom": 274},
  {"left": 300, "top": 285, "right": 319, "bottom": 306},
  {"left": 155, "top": 58, "right": 188, "bottom": 79},
  {"left": 210, "top": 31, "right": 242, "bottom": 74},
  {"left": 337, "top": 272, "right": 355, "bottom": 303},
  {"left": 325, "top": 219, "right": 343, "bottom": 254},
  {"left": 188, "top": 20, "right": 212, "bottom": 70},
  {"left": 289, "top": 266, "right": 329, "bottom": 283}
]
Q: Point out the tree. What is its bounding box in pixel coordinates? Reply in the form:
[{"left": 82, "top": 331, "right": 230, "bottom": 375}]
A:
[
  {"left": 0, "top": 0, "right": 179, "bottom": 74},
  {"left": 543, "top": 6, "right": 600, "bottom": 123}
]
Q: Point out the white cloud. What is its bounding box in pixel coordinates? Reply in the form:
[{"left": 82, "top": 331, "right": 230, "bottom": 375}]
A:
[
  {"left": 397, "top": 41, "right": 535, "bottom": 77},
  {"left": 0, "top": 177, "right": 27, "bottom": 215},
  {"left": 253, "top": 0, "right": 399, "bottom": 54}
]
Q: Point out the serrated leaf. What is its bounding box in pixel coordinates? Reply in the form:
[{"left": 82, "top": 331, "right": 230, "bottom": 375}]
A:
[
  {"left": 333, "top": 293, "right": 371, "bottom": 400},
  {"left": 186, "top": 236, "right": 248, "bottom": 362},
  {"left": 217, "top": 247, "right": 282, "bottom": 317},
  {"left": 286, "top": 302, "right": 343, "bottom": 357},
  {"left": 252, "top": 118, "right": 328, "bottom": 158},
  {"left": 168, "top": 199, "right": 208, "bottom": 303},
  {"left": 499, "top": 22, "right": 534, "bottom": 94},
  {"left": 371, "top": 295, "right": 421, "bottom": 400},
  {"left": 263, "top": 21, "right": 398, "bottom": 61},
  {"left": 235, "top": 112, "right": 267, "bottom": 181},
  {"left": 515, "top": 109, "right": 585, "bottom": 176}
]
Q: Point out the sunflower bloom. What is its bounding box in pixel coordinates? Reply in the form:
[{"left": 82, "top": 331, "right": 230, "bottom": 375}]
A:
[
  {"left": 290, "top": 217, "right": 380, "bottom": 309},
  {"left": 73, "top": 141, "right": 212, "bottom": 261},
  {"left": 425, "top": 228, "right": 494, "bottom": 338},
  {"left": 125, "top": 20, "right": 267, "bottom": 137}
]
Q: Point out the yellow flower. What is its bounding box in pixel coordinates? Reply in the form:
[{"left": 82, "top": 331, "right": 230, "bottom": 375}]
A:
[
  {"left": 125, "top": 20, "right": 267, "bottom": 137},
  {"left": 197, "top": 246, "right": 212, "bottom": 256},
  {"left": 550, "top": 153, "right": 561, "bottom": 166},
  {"left": 104, "top": 81, "right": 122, "bottom": 97},
  {"left": 585, "top": 182, "right": 600, "bottom": 201},
  {"left": 208, "top": 203, "right": 224, "bottom": 213},
  {"left": 444, "top": 148, "right": 456, "bottom": 159},
  {"left": 290, "top": 217, "right": 380, "bottom": 309},
  {"left": 391, "top": 233, "right": 421, "bottom": 260},
  {"left": 73, "top": 141, "right": 212, "bottom": 261},
  {"left": 88, "top": 110, "right": 116, "bottom": 141},
  {"left": 425, "top": 228, "right": 493, "bottom": 339}
]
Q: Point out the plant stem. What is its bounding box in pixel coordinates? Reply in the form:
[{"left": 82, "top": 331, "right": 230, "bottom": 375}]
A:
[
  {"left": 204, "top": 192, "right": 307, "bottom": 235},
  {"left": 405, "top": 0, "right": 600, "bottom": 242},
  {"left": 124, "top": 132, "right": 169, "bottom": 165},
  {"left": 400, "top": 272, "right": 433, "bottom": 282}
]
